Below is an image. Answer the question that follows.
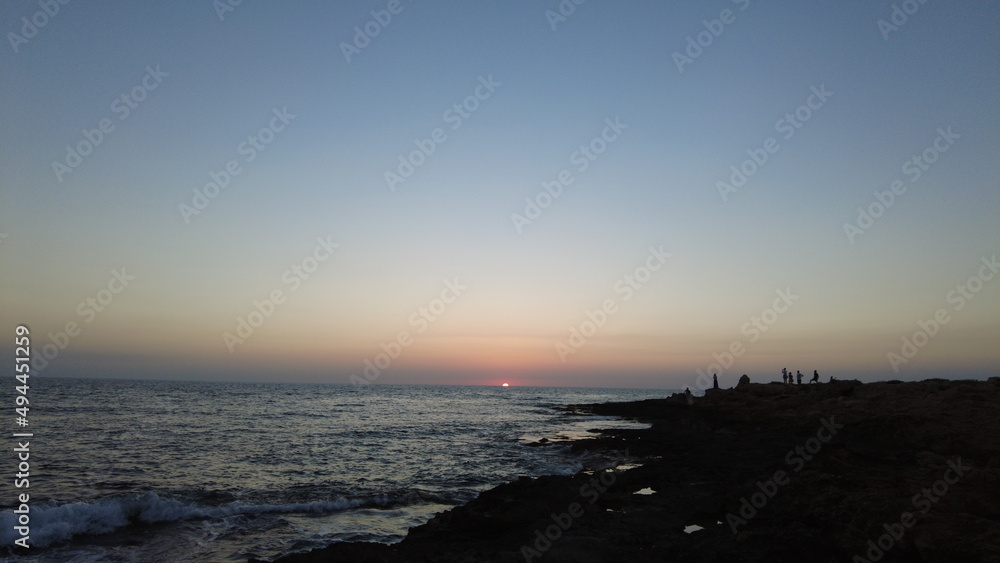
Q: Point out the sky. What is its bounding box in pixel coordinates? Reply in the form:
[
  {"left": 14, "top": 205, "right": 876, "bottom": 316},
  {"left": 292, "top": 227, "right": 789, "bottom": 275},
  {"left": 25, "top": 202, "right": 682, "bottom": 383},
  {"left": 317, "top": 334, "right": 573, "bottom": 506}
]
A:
[{"left": 1, "top": 1, "right": 998, "bottom": 389}]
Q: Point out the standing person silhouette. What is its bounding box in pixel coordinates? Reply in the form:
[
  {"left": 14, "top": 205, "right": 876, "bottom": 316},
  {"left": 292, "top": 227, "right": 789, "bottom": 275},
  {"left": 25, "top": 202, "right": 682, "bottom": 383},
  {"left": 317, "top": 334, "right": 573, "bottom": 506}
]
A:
[
  {"left": 810, "top": 370, "right": 819, "bottom": 383},
  {"left": 796, "top": 370, "right": 803, "bottom": 385},
  {"left": 782, "top": 368, "right": 788, "bottom": 384},
  {"left": 713, "top": 373, "right": 719, "bottom": 389}
]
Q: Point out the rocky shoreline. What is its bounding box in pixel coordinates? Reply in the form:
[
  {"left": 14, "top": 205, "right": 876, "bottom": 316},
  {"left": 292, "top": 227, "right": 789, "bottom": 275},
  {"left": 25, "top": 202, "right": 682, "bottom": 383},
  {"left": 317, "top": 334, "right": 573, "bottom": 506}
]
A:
[{"left": 263, "top": 379, "right": 1000, "bottom": 562}]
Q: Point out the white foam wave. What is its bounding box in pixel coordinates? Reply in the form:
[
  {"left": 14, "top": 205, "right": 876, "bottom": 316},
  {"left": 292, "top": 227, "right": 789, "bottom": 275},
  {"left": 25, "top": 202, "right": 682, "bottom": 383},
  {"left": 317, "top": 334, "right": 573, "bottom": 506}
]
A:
[{"left": 1, "top": 492, "right": 391, "bottom": 548}]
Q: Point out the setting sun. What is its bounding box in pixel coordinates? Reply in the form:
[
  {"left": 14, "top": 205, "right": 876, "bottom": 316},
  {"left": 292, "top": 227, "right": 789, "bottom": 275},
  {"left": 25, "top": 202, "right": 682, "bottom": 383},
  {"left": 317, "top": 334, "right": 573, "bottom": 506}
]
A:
[{"left": 502, "top": 383, "right": 509, "bottom": 387}]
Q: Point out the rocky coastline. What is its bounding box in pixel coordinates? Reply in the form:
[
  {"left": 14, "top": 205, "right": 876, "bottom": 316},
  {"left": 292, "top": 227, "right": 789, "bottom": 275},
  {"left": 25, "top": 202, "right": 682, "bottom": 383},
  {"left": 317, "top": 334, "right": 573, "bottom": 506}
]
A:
[{"left": 265, "top": 378, "right": 1000, "bottom": 562}]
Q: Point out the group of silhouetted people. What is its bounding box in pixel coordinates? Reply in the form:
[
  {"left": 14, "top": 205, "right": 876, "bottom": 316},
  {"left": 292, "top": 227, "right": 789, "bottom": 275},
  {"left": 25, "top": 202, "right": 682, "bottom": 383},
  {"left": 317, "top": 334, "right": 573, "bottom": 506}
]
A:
[
  {"left": 705, "top": 369, "right": 829, "bottom": 392},
  {"left": 781, "top": 368, "right": 820, "bottom": 384}
]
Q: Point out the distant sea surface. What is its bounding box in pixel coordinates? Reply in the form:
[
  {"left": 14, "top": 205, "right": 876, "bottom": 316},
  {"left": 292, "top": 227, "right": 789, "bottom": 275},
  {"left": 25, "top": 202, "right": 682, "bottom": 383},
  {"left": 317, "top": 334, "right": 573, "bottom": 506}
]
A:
[{"left": 1, "top": 378, "right": 668, "bottom": 562}]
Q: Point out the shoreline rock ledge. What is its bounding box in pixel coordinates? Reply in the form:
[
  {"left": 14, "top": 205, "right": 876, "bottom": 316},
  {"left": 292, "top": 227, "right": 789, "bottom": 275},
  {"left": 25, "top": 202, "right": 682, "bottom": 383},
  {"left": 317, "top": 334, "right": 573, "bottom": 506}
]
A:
[{"left": 261, "top": 378, "right": 1000, "bottom": 562}]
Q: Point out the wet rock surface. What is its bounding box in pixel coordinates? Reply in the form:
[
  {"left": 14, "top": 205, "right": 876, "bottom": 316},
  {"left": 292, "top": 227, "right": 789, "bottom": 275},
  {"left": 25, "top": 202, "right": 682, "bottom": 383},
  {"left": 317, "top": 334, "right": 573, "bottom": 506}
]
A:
[{"left": 264, "top": 379, "right": 1000, "bottom": 562}]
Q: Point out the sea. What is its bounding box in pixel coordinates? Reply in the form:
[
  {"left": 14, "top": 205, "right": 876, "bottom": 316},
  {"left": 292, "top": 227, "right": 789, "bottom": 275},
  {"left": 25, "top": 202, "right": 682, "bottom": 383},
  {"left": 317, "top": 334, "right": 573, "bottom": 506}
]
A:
[{"left": 1, "top": 378, "right": 670, "bottom": 562}]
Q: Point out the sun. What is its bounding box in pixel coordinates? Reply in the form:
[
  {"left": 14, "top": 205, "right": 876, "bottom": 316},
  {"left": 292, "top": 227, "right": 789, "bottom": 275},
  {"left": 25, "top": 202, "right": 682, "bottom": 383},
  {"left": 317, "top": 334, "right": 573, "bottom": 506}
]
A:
[{"left": 502, "top": 383, "right": 509, "bottom": 387}]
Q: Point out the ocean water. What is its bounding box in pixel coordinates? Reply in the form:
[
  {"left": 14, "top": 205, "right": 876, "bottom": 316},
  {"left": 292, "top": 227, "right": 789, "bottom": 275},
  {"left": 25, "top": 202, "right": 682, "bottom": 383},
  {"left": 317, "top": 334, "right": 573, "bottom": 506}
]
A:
[{"left": 1, "top": 378, "right": 668, "bottom": 562}]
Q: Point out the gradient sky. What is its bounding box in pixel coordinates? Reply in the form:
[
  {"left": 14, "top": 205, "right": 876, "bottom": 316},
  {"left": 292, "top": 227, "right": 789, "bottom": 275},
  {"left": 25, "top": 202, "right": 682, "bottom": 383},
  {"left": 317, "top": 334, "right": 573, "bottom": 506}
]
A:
[{"left": 2, "top": 1, "right": 998, "bottom": 388}]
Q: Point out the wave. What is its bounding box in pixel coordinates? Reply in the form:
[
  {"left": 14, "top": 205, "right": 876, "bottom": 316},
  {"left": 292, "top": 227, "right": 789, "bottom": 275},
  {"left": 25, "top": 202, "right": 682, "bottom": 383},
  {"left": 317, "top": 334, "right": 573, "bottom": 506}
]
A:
[{"left": 0, "top": 492, "right": 395, "bottom": 548}]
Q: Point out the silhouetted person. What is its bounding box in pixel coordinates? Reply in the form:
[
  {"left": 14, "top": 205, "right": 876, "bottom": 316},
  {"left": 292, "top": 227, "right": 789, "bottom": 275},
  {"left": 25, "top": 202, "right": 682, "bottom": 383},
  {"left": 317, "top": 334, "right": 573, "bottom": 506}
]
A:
[
  {"left": 713, "top": 373, "right": 719, "bottom": 389},
  {"left": 782, "top": 368, "right": 788, "bottom": 384},
  {"left": 830, "top": 375, "right": 836, "bottom": 383},
  {"left": 684, "top": 387, "right": 694, "bottom": 405},
  {"left": 810, "top": 370, "right": 819, "bottom": 383},
  {"left": 796, "top": 370, "right": 803, "bottom": 385},
  {"left": 738, "top": 374, "right": 750, "bottom": 387}
]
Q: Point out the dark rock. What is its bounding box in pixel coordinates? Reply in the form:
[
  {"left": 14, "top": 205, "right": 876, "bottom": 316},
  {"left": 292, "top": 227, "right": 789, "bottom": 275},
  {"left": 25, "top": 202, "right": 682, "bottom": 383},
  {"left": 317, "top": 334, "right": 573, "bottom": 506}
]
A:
[
  {"left": 267, "top": 379, "right": 1000, "bottom": 562},
  {"left": 736, "top": 374, "right": 751, "bottom": 391}
]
